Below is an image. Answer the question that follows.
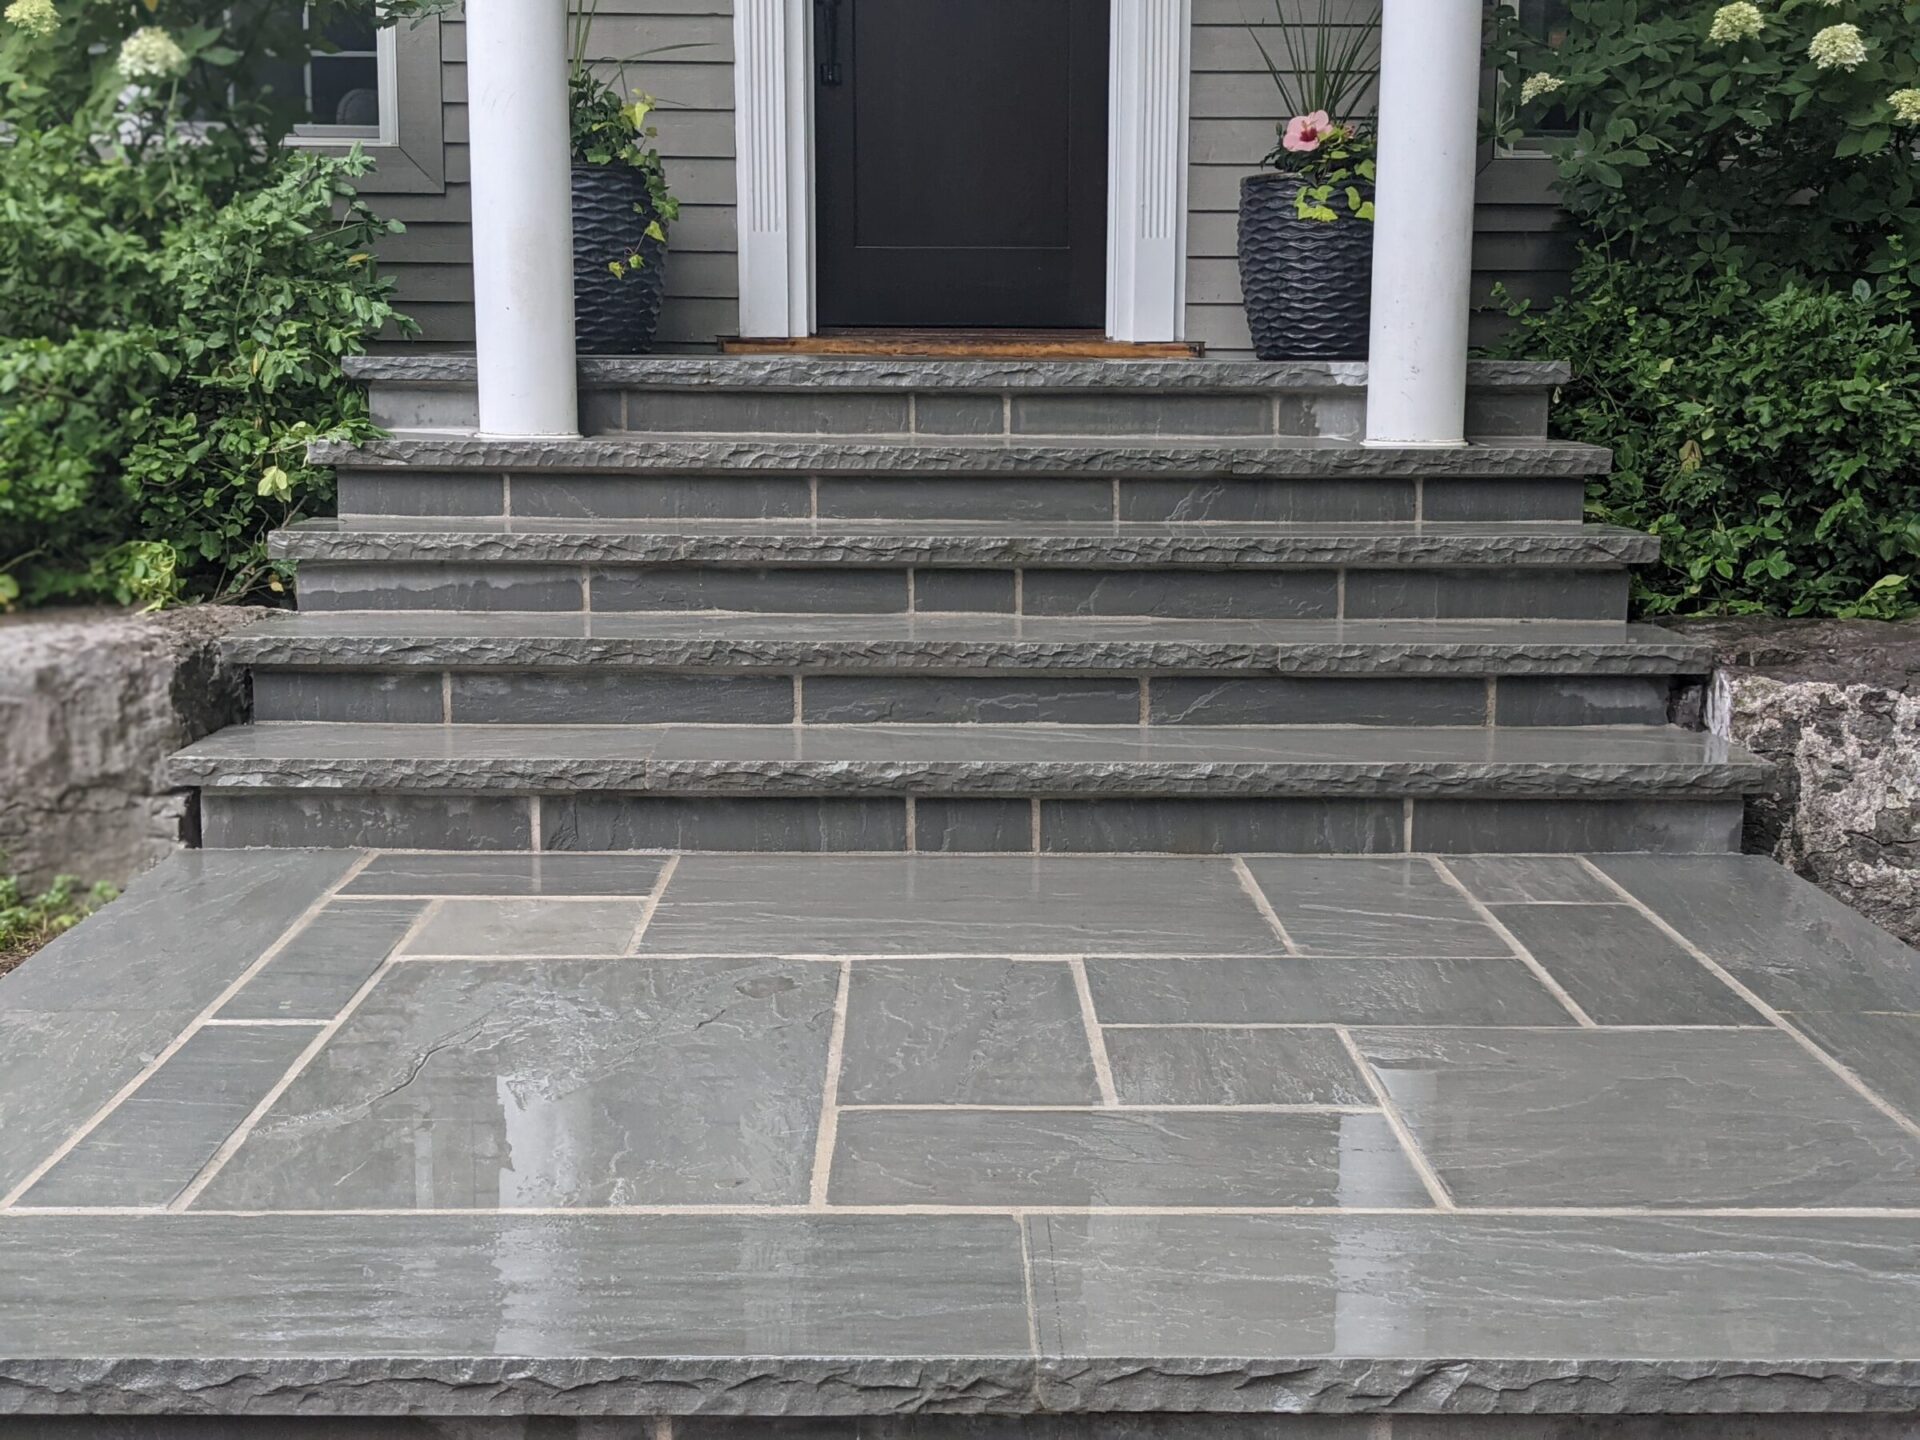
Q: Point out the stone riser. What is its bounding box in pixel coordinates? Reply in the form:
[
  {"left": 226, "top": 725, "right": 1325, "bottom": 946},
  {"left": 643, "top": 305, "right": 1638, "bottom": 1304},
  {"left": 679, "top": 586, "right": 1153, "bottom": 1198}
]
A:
[
  {"left": 251, "top": 668, "right": 1681, "bottom": 729},
  {"left": 200, "top": 790, "right": 1746, "bottom": 855},
  {"left": 354, "top": 355, "right": 1561, "bottom": 441},
  {"left": 579, "top": 385, "right": 1547, "bottom": 442},
  {"left": 293, "top": 565, "right": 1632, "bottom": 622},
  {"left": 336, "top": 471, "right": 1588, "bottom": 525}
]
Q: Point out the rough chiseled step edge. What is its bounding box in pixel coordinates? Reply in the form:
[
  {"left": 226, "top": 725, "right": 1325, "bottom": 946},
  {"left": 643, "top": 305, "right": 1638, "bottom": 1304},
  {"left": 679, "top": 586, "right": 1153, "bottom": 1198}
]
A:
[
  {"left": 0, "top": 1354, "right": 1910, "bottom": 1415},
  {"left": 307, "top": 435, "right": 1612, "bottom": 479},
  {"left": 345, "top": 353, "right": 1572, "bottom": 393},
  {"left": 170, "top": 757, "right": 1770, "bottom": 800},
  {"left": 267, "top": 527, "right": 1659, "bottom": 568},
  {"left": 222, "top": 633, "right": 1714, "bottom": 675}
]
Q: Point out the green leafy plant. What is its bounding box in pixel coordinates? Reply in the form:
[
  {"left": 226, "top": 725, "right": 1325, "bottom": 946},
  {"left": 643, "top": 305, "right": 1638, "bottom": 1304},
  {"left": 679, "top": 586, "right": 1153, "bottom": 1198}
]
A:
[
  {"left": 1491, "top": 0, "right": 1920, "bottom": 290},
  {"left": 1265, "top": 119, "right": 1377, "bottom": 223},
  {"left": 1487, "top": 0, "right": 1920, "bottom": 618},
  {"left": 0, "top": 121, "right": 407, "bottom": 608},
  {"left": 1497, "top": 259, "right": 1920, "bottom": 618},
  {"left": 1247, "top": 0, "right": 1380, "bottom": 223},
  {"left": 0, "top": 872, "right": 117, "bottom": 976},
  {"left": 1247, "top": 0, "right": 1381, "bottom": 127},
  {"left": 569, "top": 1, "right": 684, "bottom": 278},
  {"left": 1, "top": 0, "right": 394, "bottom": 164}
]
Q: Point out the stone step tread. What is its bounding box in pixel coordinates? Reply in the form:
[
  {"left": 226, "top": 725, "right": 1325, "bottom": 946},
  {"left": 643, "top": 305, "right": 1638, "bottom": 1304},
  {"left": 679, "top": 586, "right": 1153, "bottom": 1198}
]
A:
[
  {"left": 171, "top": 722, "right": 1766, "bottom": 797},
  {"left": 227, "top": 611, "right": 1710, "bottom": 675},
  {"left": 348, "top": 353, "right": 1570, "bottom": 392},
  {"left": 274, "top": 519, "right": 1657, "bottom": 567},
  {"left": 310, "top": 433, "right": 1612, "bottom": 478}
]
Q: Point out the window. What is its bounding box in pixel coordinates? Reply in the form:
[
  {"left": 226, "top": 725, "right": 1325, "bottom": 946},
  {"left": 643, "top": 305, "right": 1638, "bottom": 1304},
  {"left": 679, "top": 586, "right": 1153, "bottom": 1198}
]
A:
[
  {"left": 266, "top": 3, "right": 398, "bottom": 144},
  {"left": 1515, "top": 0, "right": 1573, "bottom": 52},
  {"left": 1508, "top": 0, "right": 1576, "bottom": 146}
]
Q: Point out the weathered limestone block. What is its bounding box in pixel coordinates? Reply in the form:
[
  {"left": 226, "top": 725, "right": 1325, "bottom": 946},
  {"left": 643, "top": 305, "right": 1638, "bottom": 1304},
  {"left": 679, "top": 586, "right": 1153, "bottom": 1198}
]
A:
[
  {"left": 0, "top": 607, "right": 255, "bottom": 890},
  {"left": 1680, "top": 618, "right": 1920, "bottom": 944}
]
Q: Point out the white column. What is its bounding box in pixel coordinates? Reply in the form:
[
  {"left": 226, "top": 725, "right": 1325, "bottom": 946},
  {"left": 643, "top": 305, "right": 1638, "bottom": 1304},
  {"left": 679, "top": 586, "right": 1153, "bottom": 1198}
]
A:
[
  {"left": 466, "top": 0, "right": 578, "bottom": 438},
  {"left": 1363, "top": 0, "right": 1482, "bottom": 448},
  {"left": 1106, "top": 0, "right": 1191, "bottom": 343}
]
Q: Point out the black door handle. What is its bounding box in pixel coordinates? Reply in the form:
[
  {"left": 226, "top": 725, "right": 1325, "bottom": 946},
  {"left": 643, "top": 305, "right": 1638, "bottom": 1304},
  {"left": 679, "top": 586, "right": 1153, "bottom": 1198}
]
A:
[{"left": 815, "top": 0, "right": 843, "bottom": 85}]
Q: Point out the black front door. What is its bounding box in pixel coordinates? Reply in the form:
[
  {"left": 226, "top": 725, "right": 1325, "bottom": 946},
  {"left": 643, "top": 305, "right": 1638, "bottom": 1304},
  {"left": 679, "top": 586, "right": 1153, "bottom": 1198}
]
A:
[{"left": 813, "top": 0, "right": 1110, "bottom": 329}]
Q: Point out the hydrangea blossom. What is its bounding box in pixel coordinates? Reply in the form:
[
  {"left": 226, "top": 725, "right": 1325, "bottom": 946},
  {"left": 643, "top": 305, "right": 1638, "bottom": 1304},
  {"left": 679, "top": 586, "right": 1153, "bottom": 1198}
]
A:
[
  {"left": 3, "top": 0, "right": 58, "bottom": 37},
  {"left": 1708, "top": 3, "right": 1766, "bottom": 43},
  {"left": 1808, "top": 23, "right": 1868, "bottom": 70},
  {"left": 116, "top": 26, "right": 187, "bottom": 81},
  {"left": 1891, "top": 88, "right": 1920, "bottom": 125},
  {"left": 1520, "top": 72, "right": 1564, "bottom": 105}
]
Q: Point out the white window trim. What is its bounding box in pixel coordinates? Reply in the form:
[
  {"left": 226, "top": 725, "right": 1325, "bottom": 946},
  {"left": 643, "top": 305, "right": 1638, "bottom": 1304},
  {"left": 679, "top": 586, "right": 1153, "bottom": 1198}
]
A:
[
  {"left": 283, "top": 24, "right": 398, "bottom": 148},
  {"left": 733, "top": 0, "right": 1191, "bottom": 342},
  {"left": 286, "top": 13, "right": 446, "bottom": 196}
]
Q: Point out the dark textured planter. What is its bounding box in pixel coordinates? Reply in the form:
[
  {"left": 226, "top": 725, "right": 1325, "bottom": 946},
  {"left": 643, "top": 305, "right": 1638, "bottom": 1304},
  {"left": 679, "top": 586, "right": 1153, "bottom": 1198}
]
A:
[
  {"left": 1237, "top": 172, "right": 1374, "bottom": 361},
  {"left": 572, "top": 163, "right": 669, "bottom": 356}
]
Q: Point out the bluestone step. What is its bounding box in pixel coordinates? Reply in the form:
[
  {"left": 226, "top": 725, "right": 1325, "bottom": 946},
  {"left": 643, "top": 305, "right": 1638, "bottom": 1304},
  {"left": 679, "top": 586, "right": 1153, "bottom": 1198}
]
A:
[
  {"left": 174, "top": 721, "right": 1762, "bottom": 856},
  {"left": 224, "top": 611, "right": 1714, "bottom": 675},
  {"left": 316, "top": 434, "right": 1609, "bottom": 526},
  {"left": 347, "top": 353, "right": 1568, "bottom": 441},
  {"left": 228, "top": 613, "right": 1706, "bottom": 729},
  {"left": 274, "top": 520, "right": 1643, "bottom": 621}
]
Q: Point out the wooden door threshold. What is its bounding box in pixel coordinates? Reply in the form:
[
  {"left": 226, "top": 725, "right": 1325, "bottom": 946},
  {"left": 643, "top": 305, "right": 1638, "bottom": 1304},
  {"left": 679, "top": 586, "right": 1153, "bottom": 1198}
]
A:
[{"left": 722, "top": 329, "right": 1205, "bottom": 360}]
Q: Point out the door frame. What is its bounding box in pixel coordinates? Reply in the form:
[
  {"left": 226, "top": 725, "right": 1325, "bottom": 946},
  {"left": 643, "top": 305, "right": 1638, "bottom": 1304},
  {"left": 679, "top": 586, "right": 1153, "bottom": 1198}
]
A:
[{"left": 732, "top": 0, "right": 1191, "bottom": 342}]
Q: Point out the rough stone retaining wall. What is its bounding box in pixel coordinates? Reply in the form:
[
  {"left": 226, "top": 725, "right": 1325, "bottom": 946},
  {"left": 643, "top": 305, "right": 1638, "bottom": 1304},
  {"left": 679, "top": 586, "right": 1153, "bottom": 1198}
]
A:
[
  {"left": 0, "top": 606, "right": 255, "bottom": 891},
  {"left": 1680, "top": 618, "right": 1920, "bottom": 946}
]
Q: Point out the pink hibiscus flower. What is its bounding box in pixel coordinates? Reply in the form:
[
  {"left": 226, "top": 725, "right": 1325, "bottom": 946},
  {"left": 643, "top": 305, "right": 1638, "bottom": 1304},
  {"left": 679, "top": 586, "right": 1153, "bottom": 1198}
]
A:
[{"left": 1283, "top": 111, "right": 1333, "bottom": 153}]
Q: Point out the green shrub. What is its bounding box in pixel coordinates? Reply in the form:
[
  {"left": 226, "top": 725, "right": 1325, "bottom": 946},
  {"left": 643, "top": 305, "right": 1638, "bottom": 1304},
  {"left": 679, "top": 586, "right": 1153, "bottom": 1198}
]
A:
[
  {"left": 1506, "top": 256, "right": 1920, "bottom": 617},
  {"left": 1492, "top": 0, "right": 1920, "bottom": 617},
  {"left": 0, "top": 872, "right": 117, "bottom": 976},
  {"left": 1493, "top": 0, "right": 1920, "bottom": 289},
  {"left": 0, "top": 125, "right": 407, "bottom": 607},
  {"left": 1, "top": 0, "right": 386, "bottom": 156},
  {"left": 0, "top": 1, "right": 413, "bottom": 609}
]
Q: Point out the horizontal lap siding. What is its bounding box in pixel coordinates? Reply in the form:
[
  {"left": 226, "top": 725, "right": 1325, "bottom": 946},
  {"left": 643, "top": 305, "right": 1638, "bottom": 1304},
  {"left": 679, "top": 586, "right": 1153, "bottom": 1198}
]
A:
[
  {"left": 375, "top": 0, "right": 739, "bottom": 350},
  {"left": 1187, "top": 0, "right": 1572, "bottom": 355}
]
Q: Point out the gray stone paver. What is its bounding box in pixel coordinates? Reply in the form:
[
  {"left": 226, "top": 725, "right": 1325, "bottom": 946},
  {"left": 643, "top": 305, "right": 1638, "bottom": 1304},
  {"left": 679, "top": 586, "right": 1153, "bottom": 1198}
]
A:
[
  {"left": 402, "top": 898, "right": 652, "bottom": 957},
  {"left": 1354, "top": 1028, "right": 1920, "bottom": 1208},
  {"left": 636, "top": 854, "right": 1286, "bottom": 956},
  {"left": 22, "top": 1024, "right": 319, "bottom": 1208},
  {"left": 6, "top": 849, "right": 1920, "bottom": 1416},
  {"left": 195, "top": 957, "right": 838, "bottom": 1211}
]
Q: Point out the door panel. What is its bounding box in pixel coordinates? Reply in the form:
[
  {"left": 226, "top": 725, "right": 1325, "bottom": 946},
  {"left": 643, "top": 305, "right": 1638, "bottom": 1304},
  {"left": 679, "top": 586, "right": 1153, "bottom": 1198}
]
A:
[{"left": 814, "top": 0, "right": 1110, "bottom": 329}]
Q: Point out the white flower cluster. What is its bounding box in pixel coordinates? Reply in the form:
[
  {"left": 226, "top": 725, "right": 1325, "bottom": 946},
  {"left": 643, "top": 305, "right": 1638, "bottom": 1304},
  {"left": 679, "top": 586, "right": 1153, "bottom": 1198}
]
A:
[
  {"left": 1708, "top": 2, "right": 1766, "bottom": 43},
  {"left": 1891, "top": 88, "right": 1920, "bottom": 125},
  {"left": 3, "top": 0, "right": 57, "bottom": 37},
  {"left": 1808, "top": 22, "right": 1868, "bottom": 70},
  {"left": 1520, "top": 72, "right": 1565, "bottom": 104},
  {"left": 116, "top": 25, "right": 187, "bottom": 81}
]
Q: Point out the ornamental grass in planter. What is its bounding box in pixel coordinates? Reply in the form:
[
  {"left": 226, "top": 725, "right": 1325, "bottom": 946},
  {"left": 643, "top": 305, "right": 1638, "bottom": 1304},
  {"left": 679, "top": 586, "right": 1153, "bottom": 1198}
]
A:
[
  {"left": 568, "top": 9, "right": 682, "bottom": 355},
  {"left": 1237, "top": 0, "right": 1381, "bottom": 361}
]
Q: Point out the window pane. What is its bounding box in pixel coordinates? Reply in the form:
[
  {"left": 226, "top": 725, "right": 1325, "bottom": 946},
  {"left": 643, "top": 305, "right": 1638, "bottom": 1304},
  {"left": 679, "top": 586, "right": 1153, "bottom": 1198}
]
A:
[
  {"left": 1517, "top": 0, "right": 1572, "bottom": 49},
  {"left": 311, "top": 54, "right": 379, "bottom": 127},
  {"left": 319, "top": 10, "right": 377, "bottom": 51}
]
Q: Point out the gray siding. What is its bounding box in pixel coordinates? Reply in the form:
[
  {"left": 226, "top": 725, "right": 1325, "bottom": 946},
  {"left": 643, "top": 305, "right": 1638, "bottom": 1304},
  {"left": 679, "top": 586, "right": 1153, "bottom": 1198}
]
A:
[{"left": 368, "top": 2, "right": 1569, "bottom": 354}]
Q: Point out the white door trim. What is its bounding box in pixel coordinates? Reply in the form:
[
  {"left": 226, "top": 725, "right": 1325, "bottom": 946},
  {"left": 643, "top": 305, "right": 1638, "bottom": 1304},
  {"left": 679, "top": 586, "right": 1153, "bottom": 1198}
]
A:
[
  {"left": 732, "top": 0, "right": 1190, "bottom": 342},
  {"left": 1106, "top": 0, "right": 1192, "bottom": 342},
  {"left": 734, "top": 0, "right": 815, "bottom": 339}
]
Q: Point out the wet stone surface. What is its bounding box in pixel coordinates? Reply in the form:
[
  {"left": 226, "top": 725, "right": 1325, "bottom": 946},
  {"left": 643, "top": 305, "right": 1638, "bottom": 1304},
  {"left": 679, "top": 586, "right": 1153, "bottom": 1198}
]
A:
[{"left": 2, "top": 848, "right": 1920, "bottom": 1416}]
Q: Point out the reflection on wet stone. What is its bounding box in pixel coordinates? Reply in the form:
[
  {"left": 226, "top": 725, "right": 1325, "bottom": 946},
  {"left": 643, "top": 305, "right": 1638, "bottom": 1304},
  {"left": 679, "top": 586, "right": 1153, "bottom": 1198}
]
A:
[{"left": 195, "top": 958, "right": 838, "bottom": 1209}]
